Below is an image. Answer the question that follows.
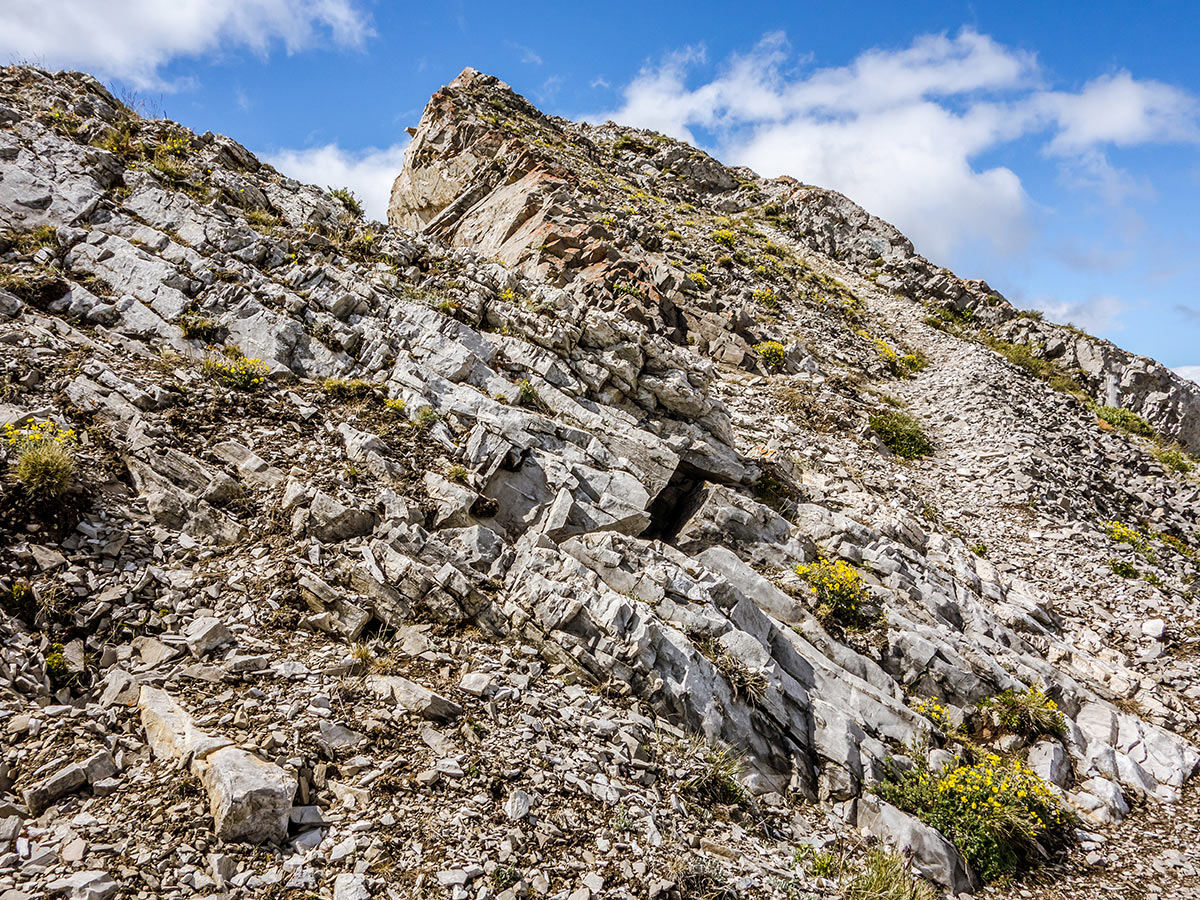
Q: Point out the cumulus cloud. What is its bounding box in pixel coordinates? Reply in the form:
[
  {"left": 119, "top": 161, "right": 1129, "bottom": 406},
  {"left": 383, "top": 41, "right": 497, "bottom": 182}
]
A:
[
  {"left": 1174, "top": 365, "right": 1200, "bottom": 385},
  {"left": 0, "top": 0, "right": 372, "bottom": 89},
  {"left": 1032, "top": 294, "right": 1126, "bottom": 334},
  {"left": 266, "top": 141, "right": 408, "bottom": 222},
  {"left": 590, "top": 29, "right": 1200, "bottom": 264},
  {"left": 1036, "top": 72, "right": 1200, "bottom": 154}
]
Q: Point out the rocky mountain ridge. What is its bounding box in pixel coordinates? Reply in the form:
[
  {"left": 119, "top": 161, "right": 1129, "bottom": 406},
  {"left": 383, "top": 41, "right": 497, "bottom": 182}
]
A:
[{"left": 0, "top": 63, "right": 1198, "bottom": 900}]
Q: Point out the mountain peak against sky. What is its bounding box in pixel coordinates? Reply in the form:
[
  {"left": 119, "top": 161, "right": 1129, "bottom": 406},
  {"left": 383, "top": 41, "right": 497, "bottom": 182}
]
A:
[
  {"left": 3, "top": 56, "right": 1200, "bottom": 899},
  {"left": 4, "top": 3, "right": 1193, "bottom": 378}
]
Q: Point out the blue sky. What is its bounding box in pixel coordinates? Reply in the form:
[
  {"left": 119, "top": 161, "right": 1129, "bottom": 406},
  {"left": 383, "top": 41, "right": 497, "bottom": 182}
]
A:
[{"left": 4, "top": 1, "right": 1198, "bottom": 380}]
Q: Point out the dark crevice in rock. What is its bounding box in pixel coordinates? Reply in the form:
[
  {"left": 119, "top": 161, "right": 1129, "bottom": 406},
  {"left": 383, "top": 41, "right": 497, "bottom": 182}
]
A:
[{"left": 644, "top": 461, "right": 710, "bottom": 543}]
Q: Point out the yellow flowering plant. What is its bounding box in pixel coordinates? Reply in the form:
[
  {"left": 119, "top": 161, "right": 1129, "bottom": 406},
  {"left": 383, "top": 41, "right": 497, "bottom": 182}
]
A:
[
  {"left": 753, "top": 340, "right": 786, "bottom": 370},
  {"left": 1100, "top": 519, "right": 1156, "bottom": 562},
  {"left": 3, "top": 420, "right": 76, "bottom": 449},
  {"left": 794, "top": 558, "right": 881, "bottom": 629},
  {"left": 876, "top": 753, "right": 1074, "bottom": 882},
  {"left": 911, "top": 696, "right": 953, "bottom": 732},
  {"left": 980, "top": 686, "right": 1065, "bottom": 738},
  {"left": 3, "top": 420, "right": 77, "bottom": 498},
  {"left": 202, "top": 356, "right": 269, "bottom": 391},
  {"left": 1101, "top": 519, "right": 1141, "bottom": 545}
]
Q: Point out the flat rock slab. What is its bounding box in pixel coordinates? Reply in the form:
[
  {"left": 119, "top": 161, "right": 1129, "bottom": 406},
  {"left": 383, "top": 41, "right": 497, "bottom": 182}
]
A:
[
  {"left": 366, "top": 674, "right": 463, "bottom": 721},
  {"left": 856, "top": 795, "right": 979, "bottom": 895},
  {"left": 139, "top": 685, "right": 295, "bottom": 843}
]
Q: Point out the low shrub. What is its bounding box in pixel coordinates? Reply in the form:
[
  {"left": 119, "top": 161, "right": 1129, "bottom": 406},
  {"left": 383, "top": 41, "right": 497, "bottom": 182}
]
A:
[
  {"left": 753, "top": 340, "right": 786, "bottom": 370},
  {"left": 980, "top": 686, "right": 1065, "bottom": 738},
  {"left": 0, "top": 224, "right": 57, "bottom": 255},
  {"left": 876, "top": 753, "right": 1074, "bottom": 882},
  {"left": 0, "top": 268, "right": 69, "bottom": 308},
  {"left": 613, "top": 134, "right": 655, "bottom": 155},
  {"left": 1157, "top": 532, "right": 1193, "bottom": 558},
  {"left": 844, "top": 847, "right": 938, "bottom": 900},
  {"left": 414, "top": 407, "right": 440, "bottom": 430},
  {"left": 1102, "top": 519, "right": 1142, "bottom": 545},
  {"left": 1092, "top": 404, "right": 1154, "bottom": 438},
  {"left": 1101, "top": 520, "right": 1154, "bottom": 560},
  {"left": 681, "top": 743, "right": 749, "bottom": 807},
  {"left": 202, "top": 356, "right": 269, "bottom": 391},
  {"left": 320, "top": 377, "right": 374, "bottom": 400},
  {"left": 1152, "top": 445, "right": 1193, "bottom": 474},
  {"left": 686, "top": 271, "right": 709, "bottom": 289},
  {"left": 44, "top": 642, "right": 68, "bottom": 681},
  {"left": 178, "top": 311, "right": 220, "bottom": 342},
  {"left": 752, "top": 287, "right": 778, "bottom": 309},
  {"left": 794, "top": 844, "right": 937, "bottom": 900},
  {"left": 795, "top": 558, "right": 881, "bottom": 629},
  {"left": 870, "top": 412, "right": 933, "bottom": 459},
  {"left": 1109, "top": 559, "right": 1139, "bottom": 578},
  {"left": 328, "top": 186, "right": 364, "bottom": 218},
  {"left": 911, "top": 696, "right": 952, "bottom": 732},
  {"left": 710, "top": 228, "right": 736, "bottom": 248},
  {"left": 15, "top": 442, "right": 75, "bottom": 498},
  {"left": 983, "top": 336, "right": 1053, "bottom": 379},
  {"left": 692, "top": 633, "right": 768, "bottom": 703},
  {"left": 899, "top": 350, "right": 928, "bottom": 374},
  {"left": 3, "top": 420, "right": 77, "bottom": 499},
  {"left": 517, "top": 379, "right": 539, "bottom": 407},
  {"left": 1047, "top": 373, "right": 1087, "bottom": 397}
]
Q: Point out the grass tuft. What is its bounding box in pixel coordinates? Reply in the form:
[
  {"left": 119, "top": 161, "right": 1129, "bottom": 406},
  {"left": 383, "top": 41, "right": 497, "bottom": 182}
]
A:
[{"left": 870, "top": 411, "right": 933, "bottom": 459}]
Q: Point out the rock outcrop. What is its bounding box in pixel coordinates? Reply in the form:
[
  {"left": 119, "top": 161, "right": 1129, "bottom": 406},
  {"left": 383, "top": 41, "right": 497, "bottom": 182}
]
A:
[{"left": 1, "top": 63, "right": 1199, "bottom": 900}]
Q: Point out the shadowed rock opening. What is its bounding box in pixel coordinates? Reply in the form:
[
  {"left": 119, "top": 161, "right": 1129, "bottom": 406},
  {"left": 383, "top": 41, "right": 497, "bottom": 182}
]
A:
[{"left": 644, "top": 461, "right": 711, "bottom": 542}]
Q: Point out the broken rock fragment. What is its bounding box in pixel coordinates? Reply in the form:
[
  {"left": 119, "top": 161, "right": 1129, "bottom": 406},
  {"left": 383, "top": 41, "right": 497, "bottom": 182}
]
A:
[{"left": 139, "top": 685, "right": 295, "bottom": 842}]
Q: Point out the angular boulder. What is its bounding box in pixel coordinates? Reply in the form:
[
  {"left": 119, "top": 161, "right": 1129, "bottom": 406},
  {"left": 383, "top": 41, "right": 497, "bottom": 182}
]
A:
[{"left": 139, "top": 686, "right": 295, "bottom": 843}]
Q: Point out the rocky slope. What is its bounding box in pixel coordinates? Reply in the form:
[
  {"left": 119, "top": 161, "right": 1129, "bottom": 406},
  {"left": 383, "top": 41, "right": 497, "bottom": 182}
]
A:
[{"left": 0, "top": 63, "right": 1198, "bottom": 900}]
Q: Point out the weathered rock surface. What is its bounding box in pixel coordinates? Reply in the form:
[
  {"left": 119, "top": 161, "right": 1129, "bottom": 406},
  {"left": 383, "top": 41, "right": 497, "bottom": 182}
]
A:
[
  {"left": 139, "top": 686, "right": 295, "bottom": 842},
  {"left": 1, "top": 63, "right": 1199, "bottom": 900}
]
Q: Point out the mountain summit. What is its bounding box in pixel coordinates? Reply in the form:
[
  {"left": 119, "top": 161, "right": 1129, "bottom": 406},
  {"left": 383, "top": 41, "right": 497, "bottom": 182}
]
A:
[{"left": 1, "top": 64, "right": 1199, "bottom": 899}]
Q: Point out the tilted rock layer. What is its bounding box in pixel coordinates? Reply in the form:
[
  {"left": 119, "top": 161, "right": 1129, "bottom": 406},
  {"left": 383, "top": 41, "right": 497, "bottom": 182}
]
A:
[{"left": 1, "top": 64, "right": 1199, "bottom": 899}]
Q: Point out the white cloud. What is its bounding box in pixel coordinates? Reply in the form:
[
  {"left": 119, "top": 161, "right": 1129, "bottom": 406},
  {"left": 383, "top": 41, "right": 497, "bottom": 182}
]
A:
[
  {"left": 591, "top": 30, "right": 1200, "bottom": 265},
  {"left": 1034, "top": 294, "right": 1125, "bottom": 333},
  {"left": 1037, "top": 72, "right": 1199, "bottom": 154},
  {"left": 266, "top": 141, "right": 408, "bottom": 222},
  {"left": 1174, "top": 365, "right": 1200, "bottom": 385},
  {"left": 506, "top": 41, "right": 543, "bottom": 66},
  {"left": 0, "top": 0, "right": 372, "bottom": 89}
]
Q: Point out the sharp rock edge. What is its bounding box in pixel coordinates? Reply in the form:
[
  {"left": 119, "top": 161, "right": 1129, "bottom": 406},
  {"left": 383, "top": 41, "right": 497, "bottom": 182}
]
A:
[{"left": 0, "top": 64, "right": 1199, "bottom": 900}]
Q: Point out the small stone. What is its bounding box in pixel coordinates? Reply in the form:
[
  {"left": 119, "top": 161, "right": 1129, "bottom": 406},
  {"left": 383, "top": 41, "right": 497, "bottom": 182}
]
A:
[
  {"left": 459, "top": 672, "right": 495, "bottom": 696},
  {"left": 22, "top": 763, "right": 86, "bottom": 812},
  {"left": 184, "top": 616, "right": 234, "bottom": 656},
  {"left": 46, "top": 870, "right": 118, "bottom": 900},
  {"left": 504, "top": 789, "right": 532, "bottom": 821},
  {"left": 334, "top": 873, "right": 371, "bottom": 900}
]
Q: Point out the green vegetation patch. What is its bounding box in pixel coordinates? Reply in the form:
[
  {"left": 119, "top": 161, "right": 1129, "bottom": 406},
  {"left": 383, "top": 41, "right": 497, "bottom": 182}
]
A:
[
  {"left": 320, "top": 377, "right": 375, "bottom": 400},
  {"left": 202, "top": 355, "right": 270, "bottom": 391},
  {"left": 1092, "top": 404, "right": 1154, "bottom": 438},
  {"left": 753, "top": 340, "right": 785, "bottom": 370},
  {"left": 328, "top": 186, "right": 364, "bottom": 218},
  {"left": 794, "top": 558, "right": 882, "bottom": 629},
  {"left": 870, "top": 411, "right": 933, "bottom": 459},
  {"left": 980, "top": 686, "right": 1065, "bottom": 738},
  {"left": 4, "top": 420, "right": 78, "bottom": 499},
  {"left": 876, "top": 753, "right": 1074, "bottom": 882}
]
